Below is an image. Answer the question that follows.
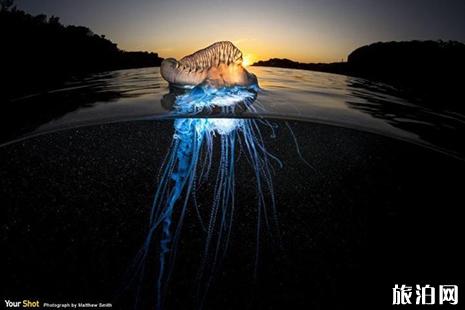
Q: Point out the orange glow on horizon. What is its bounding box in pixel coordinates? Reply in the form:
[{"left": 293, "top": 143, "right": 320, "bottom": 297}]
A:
[
  {"left": 144, "top": 38, "right": 350, "bottom": 64},
  {"left": 241, "top": 54, "right": 254, "bottom": 67}
]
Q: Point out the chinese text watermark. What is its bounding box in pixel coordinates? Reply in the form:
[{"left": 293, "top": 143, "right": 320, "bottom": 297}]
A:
[{"left": 393, "top": 284, "right": 458, "bottom": 306}]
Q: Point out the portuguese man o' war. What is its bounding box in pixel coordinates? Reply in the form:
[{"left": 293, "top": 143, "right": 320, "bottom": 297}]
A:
[
  {"left": 160, "top": 41, "right": 257, "bottom": 87},
  {"left": 128, "top": 42, "right": 298, "bottom": 309}
]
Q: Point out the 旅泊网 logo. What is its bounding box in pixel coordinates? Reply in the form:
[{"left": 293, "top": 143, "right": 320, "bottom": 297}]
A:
[{"left": 392, "top": 284, "right": 458, "bottom": 306}]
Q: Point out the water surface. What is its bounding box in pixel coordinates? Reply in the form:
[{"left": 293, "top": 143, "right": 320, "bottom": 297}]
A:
[
  {"left": 2, "top": 67, "right": 464, "bottom": 309},
  {"left": 3, "top": 66, "right": 464, "bottom": 158}
]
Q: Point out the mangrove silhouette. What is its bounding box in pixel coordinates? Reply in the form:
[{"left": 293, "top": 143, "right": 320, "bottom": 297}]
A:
[
  {"left": 254, "top": 40, "right": 465, "bottom": 110},
  {"left": 0, "top": 3, "right": 163, "bottom": 99}
]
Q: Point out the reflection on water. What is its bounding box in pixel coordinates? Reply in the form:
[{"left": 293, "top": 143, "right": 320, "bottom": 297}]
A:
[
  {"left": 346, "top": 78, "right": 465, "bottom": 156},
  {"left": 2, "top": 66, "right": 464, "bottom": 158}
]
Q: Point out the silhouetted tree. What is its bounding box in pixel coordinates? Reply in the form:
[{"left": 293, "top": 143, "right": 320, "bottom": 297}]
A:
[
  {"left": 254, "top": 40, "right": 464, "bottom": 110},
  {"left": 347, "top": 40, "right": 465, "bottom": 109},
  {"left": 0, "top": 5, "right": 163, "bottom": 99},
  {"left": 49, "top": 15, "right": 60, "bottom": 25},
  {"left": 0, "top": 0, "right": 14, "bottom": 11}
]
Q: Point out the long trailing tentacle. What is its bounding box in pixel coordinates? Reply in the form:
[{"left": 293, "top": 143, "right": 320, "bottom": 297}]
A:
[{"left": 126, "top": 80, "right": 311, "bottom": 310}]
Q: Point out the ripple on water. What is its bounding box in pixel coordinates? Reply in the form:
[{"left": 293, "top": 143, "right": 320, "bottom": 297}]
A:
[{"left": 2, "top": 66, "right": 464, "bottom": 159}]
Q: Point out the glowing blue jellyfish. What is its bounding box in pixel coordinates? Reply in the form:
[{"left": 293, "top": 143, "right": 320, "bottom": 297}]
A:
[
  {"left": 127, "top": 81, "right": 286, "bottom": 309},
  {"left": 124, "top": 41, "right": 308, "bottom": 309}
]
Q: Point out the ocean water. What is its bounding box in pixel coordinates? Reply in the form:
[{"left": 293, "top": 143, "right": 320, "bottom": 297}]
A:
[
  {"left": 1, "top": 67, "right": 464, "bottom": 309},
  {"left": 3, "top": 66, "right": 465, "bottom": 158}
]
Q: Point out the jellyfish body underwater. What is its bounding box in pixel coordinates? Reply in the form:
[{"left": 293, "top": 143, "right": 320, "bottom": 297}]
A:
[{"left": 129, "top": 42, "right": 293, "bottom": 309}]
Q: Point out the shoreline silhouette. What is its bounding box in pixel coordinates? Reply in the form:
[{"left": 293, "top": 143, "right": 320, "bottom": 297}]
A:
[
  {"left": 1, "top": 3, "right": 163, "bottom": 100},
  {"left": 253, "top": 40, "right": 465, "bottom": 110}
]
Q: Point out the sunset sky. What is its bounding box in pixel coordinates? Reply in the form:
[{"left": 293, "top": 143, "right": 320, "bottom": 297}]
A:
[{"left": 17, "top": 0, "right": 465, "bottom": 63}]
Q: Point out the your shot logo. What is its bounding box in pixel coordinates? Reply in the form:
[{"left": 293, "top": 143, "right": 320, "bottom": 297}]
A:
[{"left": 4, "top": 300, "right": 40, "bottom": 308}]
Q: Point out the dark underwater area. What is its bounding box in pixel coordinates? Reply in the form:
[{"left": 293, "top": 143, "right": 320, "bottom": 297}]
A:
[{"left": 1, "top": 120, "right": 463, "bottom": 309}]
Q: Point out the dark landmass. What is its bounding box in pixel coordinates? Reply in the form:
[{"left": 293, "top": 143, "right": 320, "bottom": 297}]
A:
[
  {"left": 253, "top": 58, "right": 349, "bottom": 75},
  {"left": 0, "top": 3, "right": 163, "bottom": 99},
  {"left": 254, "top": 40, "right": 465, "bottom": 110}
]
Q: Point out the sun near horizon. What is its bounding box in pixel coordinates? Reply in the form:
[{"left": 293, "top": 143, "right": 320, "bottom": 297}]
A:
[{"left": 241, "top": 54, "right": 254, "bottom": 67}]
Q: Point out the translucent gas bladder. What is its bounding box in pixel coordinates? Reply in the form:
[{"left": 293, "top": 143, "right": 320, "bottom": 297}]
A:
[{"left": 160, "top": 41, "right": 257, "bottom": 88}]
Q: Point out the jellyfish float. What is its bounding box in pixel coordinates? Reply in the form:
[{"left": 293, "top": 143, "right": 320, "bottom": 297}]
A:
[{"left": 129, "top": 42, "right": 286, "bottom": 309}]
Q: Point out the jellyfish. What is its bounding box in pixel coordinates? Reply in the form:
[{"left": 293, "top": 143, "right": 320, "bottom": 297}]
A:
[
  {"left": 128, "top": 42, "right": 289, "bottom": 309},
  {"left": 160, "top": 41, "right": 257, "bottom": 88}
]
